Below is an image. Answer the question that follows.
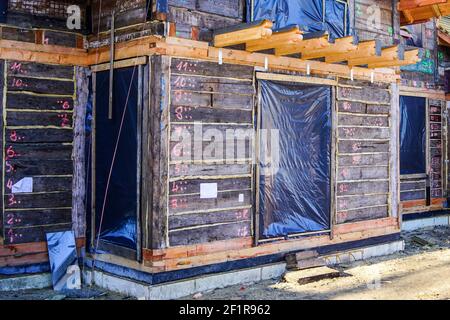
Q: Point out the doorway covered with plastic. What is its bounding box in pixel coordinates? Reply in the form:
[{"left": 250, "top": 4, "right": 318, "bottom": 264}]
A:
[
  {"left": 256, "top": 78, "right": 333, "bottom": 242},
  {"left": 90, "top": 64, "right": 144, "bottom": 260}
]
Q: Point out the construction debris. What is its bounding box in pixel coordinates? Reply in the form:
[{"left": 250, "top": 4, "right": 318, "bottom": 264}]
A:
[{"left": 283, "top": 267, "right": 342, "bottom": 286}]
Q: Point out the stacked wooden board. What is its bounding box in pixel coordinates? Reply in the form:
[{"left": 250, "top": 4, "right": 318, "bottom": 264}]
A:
[
  {"left": 336, "top": 79, "right": 392, "bottom": 224},
  {"left": 167, "top": 58, "right": 255, "bottom": 246},
  {"left": 0, "top": 60, "right": 75, "bottom": 245}
]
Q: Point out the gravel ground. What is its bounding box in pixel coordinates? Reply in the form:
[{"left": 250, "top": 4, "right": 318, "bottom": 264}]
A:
[
  {"left": 0, "top": 285, "right": 135, "bottom": 300},
  {"left": 1, "top": 226, "right": 450, "bottom": 300},
  {"left": 182, "top": 226, "right": 450, "bottom": 300}
]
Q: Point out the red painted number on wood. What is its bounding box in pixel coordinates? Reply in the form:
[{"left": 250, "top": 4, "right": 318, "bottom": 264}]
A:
[
  {"left": 5, "top": 145, "right": 19, "bottom": 160},
  {"left": 5, "top": 161, "right": 15, "bottom": 173},
  {"left": 58, "top": 114, "right": 70, "bottom": 127}
]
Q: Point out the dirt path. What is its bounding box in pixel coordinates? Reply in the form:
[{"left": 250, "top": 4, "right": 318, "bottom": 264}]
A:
[{"left": 185, "top": 226, "right": 450, "bottom": 300}]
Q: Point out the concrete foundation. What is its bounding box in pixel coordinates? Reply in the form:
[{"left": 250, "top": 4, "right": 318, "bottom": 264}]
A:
[
  {"left": 0, "top": 273, "right": 51, "bottom": 292},
  {"left": 402, "top": 215, "right": 450, "bottom": 231},
  {"left": 83, "top": 240, "right": 405, "bottom": 300}
]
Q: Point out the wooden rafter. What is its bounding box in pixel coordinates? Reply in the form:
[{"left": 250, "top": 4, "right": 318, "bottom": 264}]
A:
[
  {"left": 348, "top": 45, "right": 404, "bottom": 67},
  {"left": 274, "top": 31, "right": 330, "bottom": 56},
  {"left": 211, "top": 21, "right": 421, "bottom": 71},
  {"left": 300, "top": 36, "right": 358, "bottom": 60},
  {"left": 398, "top": 0, "right": 447, "bottom": 11},
  {"left": 368, "top": 49, "right": 420, "bottom": 69},
  {"left": 325, "top": 40, "right": 382, "bottom": 64},
  {"left": 246, "top": 25, "right": 303, "bottom": 52},
  {"left": 213, "top": 20, "right": 273, "bottom": 48},
  {"left": 398, "top": 0, "right": 450, "bottom": 25},
  {"left": 438, "top": 30, "right": 450, "bottom": 47}
]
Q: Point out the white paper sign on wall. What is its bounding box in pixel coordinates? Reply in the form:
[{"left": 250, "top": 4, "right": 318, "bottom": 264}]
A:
[
  {"left": 200, "top": 183, "right": 218, "bottom": 199},
  {"left": 12, "top": 177, "right": 33, "bottom": 194}
]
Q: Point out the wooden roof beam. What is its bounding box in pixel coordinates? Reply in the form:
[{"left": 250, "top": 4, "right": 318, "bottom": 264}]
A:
[
  {"left": 402, "top": 9, "right": 416, "bottom": 24},
  {"left": 213, "top": 20, "right": 273, "bottom": 48},
  {"left": 274, "top": 31, "right": 330, "bottom": 56},
  {"left": 432, "top": 4, "right": 442, "bottom": 16},
  {"left": 245, "top": 25, "right": 303, "bottom": 52},
  {"left": 398, "top": 0, "right": 447, "bottom": 11},
  {"left": 348, "top": 45, "right": 404, "bottom": 67},
  {"left": 368, "top": 49, "right": 420, "bottom": 68},
  {"left": 325, "top": 40, "right": 382, "bottom": 64},
  {"left": 300, "top": 36, "right": 358, "bottom": 60}
]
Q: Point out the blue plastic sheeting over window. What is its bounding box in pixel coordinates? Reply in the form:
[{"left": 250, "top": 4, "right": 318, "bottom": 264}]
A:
[
  {"left": 400, "top": 96, "right": 426, "bottom": 175},
  {"left": 247, "top": 0, "right": 349, "bottom": 38},
  {"left": 0, "top": 1, "right": 7, "bottom": 23},
  {"left": 258, "top": 80, "right": 331, "bottom": 239},
  {"left": 94, "top": 67, "right": 139, "bottom": 250}
]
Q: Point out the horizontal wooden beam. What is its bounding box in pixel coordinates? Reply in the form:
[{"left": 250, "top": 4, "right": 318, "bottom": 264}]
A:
[
  {"left": 274, "top": 33, "right": 330, "bottom": 56},
  {"left": 214, "top": 20, "right": 273, "bottom": 48},
  {"left": 400, "top": 1, "right": 450, "bottom": 25},
  {"left": 398, "top": 0, "right": 447, "bottom": 11},
  {"left": 246, "top": 25, "right": 303, "bottom": 52},
  {"left": 0, "top": 39, "right": 89, "bottom": 66},
  {"left": 91, "top": 56, "right": 148, "bottom": 72},
  {"left": 87, "top": 35, "right": 162, "bottom": 65},
  {"left": 0, "top": 35, "right": 400, "bottom": 82},
  {"left": 325, "top": 40, "right": 382, "bottom": 64},
  {"left": 143, "top": 218, "right": 399, "bottom": 272},
  {"left": 301, "top": 36, "right": 358, "bottom": 60},
  {"left": 0, "top": 238, "right": 85, "bottom": 267},
  {"left": 256, "top": 72, "right": 338, "bottom": 86},
  {"left": 368, "top": 49, "right": 420, "bottom": 69},
  {"left": 152, "top": 38, "right": 399, "bottom": 82},
  {"left": 400, "top": 85, "right": 446, "bottom": 99},
  {"left": 348, "top": 45, "right": 404, "bottom": 67}
]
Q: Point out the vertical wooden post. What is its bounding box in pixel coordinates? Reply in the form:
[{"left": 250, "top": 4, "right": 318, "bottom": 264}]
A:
[
  {"left": 392, "top": 0, "right": 401, "bottom": 44},
  {"left": 148, "top": 55, "right": 170, "bottom": 249},
  {"left": 390, "top": 83, "right": 400, "bottom": 223},
  {"left": 330, "top": 84, "right": 337, "bottom": 240},
  {"left": 108, "top": 10, "right": 115, "bottom": 120},
  {"left": 254, "top": 80, "right": 261, "bottom": 246},
  {"left": 136, "top": 65, "right": 143, "bottom": 261},
  {"left": 0, "top": 60, "right": 4, "bottom": 245},
  {"left": 91, "top": 71, "right": 97, "bottom": 250},
  {"left": 72, "top": 66, "right": 89, "bottom": 238},
  {"left": 142, "top": 61, "right": 151, "bottom": 250}
]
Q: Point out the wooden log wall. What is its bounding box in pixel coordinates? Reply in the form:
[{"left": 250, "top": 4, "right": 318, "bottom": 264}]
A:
[
  {"left": 167, "top": 0, "right": 245, "bottom": 42},
  {"left": 400, "top": 20, "right": 440, "bottom": 89},
  {"left": 92, "top": 0, "right": 149, "bottom": 32},
  {"left": 0, "top": 60, "right": 76, "bottom": 245},
  {"left": 335, "top": 78, "right": 392, "bottom": 224},
  {"left": 0, "top": 25, "right": 84, "bottom": 49},
  {"left": 400, "top": 99, "right": 446, "bottom": 212},
  {"left": 354, "top": 0, "right": 399, "bottom": 46},
  {"left": 165, "top": 57, "right": 255, "bottom": 247},
  {"left": 6, "top": 0, "right": 87, "bottom": 30}
]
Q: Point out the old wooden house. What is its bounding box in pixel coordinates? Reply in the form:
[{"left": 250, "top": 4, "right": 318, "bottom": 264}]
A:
[{"left": 0, "top": 0, "right": 449, "bottom": 298}]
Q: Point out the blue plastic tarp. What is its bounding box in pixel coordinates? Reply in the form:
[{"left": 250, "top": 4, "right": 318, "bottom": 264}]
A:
[
  {"left": 248, "top": 0, "right": 349, "bottom": 38},
  {"left": 400, "top": 95, "right": 426, "bottom": 175},
  {"left": 259, "top": 80, "right": 332, "bottom": 239},
  {"left": 94, "top": 67, "right": 139, "bottom": 250},
  {"left": 0, "top": 2, "right": 6, "bottom": 23}
]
